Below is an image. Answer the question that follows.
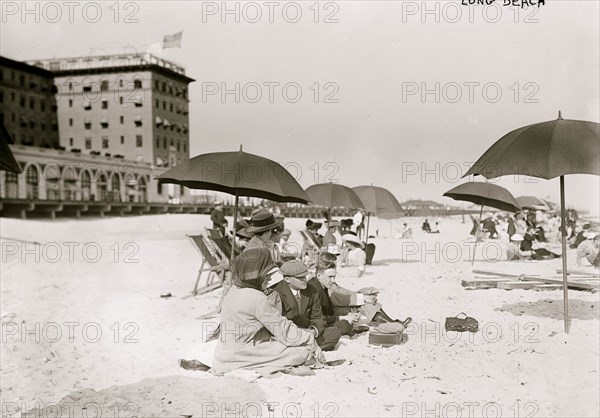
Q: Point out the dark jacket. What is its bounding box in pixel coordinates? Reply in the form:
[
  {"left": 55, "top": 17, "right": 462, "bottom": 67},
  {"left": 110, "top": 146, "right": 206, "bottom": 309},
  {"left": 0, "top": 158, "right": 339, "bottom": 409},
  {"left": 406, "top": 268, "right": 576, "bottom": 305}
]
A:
[
  {"left": 273, "top": 281, "right": 327, "bottom": 336},
  {"left": 308, "top": 277, "right": 337, "bottom": 325},
  {"left": 211, "top": 208, "right": 226, "bottom": 226}
]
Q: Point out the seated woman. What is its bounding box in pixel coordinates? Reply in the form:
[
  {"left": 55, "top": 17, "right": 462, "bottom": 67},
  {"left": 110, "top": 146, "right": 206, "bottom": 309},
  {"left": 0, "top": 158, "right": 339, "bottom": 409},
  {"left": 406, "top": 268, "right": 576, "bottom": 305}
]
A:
[
  {"left": 507, "top": 234, "right": 532, "bottom": 261},
  {"left": 211, "top": 248, "right": 326, "bottom": 377},
  {"left": 521, "top": 227, "right": 561, "bottom": 260},
  {"left": 337, "top": 234, "right": 366, "bottom": 278}
]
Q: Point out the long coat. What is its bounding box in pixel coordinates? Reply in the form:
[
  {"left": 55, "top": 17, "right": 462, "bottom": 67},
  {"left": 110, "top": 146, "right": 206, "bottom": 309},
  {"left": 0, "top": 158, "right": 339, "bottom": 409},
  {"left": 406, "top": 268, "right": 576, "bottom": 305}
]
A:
[
  {"left": 273, "top": 281, "right": 327, "bottom": 336},
  {"left": 211, "top": 286, "right": 314, "bottom": 377}
]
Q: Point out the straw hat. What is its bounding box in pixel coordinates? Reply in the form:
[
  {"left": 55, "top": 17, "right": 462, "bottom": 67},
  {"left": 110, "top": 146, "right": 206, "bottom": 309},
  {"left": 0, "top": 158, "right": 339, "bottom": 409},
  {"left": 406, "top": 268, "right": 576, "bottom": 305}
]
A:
[
  {"left": 510, "top": 234, "right": 524, "bottom": 242},
  {"left": 342, "top": 234, "right": 364, "bottom": 249}
]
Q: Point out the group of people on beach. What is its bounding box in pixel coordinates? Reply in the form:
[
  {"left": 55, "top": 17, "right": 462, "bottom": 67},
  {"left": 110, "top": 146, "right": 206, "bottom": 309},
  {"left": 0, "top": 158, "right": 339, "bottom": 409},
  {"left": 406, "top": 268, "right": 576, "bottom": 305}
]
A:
[{"left": 182, "top": 207, "right": 410, "bottom": 377}]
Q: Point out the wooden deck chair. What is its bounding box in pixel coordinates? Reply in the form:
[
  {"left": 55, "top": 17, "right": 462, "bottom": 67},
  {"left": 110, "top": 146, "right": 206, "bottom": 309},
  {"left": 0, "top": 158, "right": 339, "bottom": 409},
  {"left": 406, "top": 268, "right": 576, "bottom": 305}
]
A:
[{"left": 187, "top": 234, "right": 229, "bottom": 295}]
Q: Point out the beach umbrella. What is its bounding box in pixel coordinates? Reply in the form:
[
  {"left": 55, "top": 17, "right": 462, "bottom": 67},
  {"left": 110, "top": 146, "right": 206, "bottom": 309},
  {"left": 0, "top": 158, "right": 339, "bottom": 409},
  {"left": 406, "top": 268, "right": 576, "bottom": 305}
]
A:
[
  {"left": 157, "top": 145, "right": 310, "bottom": 263},
  {"left": 464, "top": 111, "right": 600, "bottom": 333},
  {"left": 353, "top": 185, "right": 403, "bottom": 244},
  {"left": 516, "top": 195, "right": 551, "bottom": 211},
  {"left": 305, "top": 183, "right": 366, "bottom": 221},
  {"left": 0, "top": 121, "right": 22, "bottom": 174},
  {"left": 444, "top": 181, "right": 521, "bottom": 264}
]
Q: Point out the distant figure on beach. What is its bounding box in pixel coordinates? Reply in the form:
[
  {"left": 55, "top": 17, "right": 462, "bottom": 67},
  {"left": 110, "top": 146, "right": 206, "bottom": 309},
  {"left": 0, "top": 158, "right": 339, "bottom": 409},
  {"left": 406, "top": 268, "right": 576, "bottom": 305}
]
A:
[
  {"left": 430, "top": 222, "right": 440, "bottom": 234},
  {"left": 337, "top": 234, "right": 366, "bottom": 278},
  {"left": 576, "top": 234, "right": 600, "bottom": 267},
  {"left": 507, "top": 234, "right": 532, "bottom": 261},
  {"left": 395, "top": 223, "right": 413, "bottom": 239},
  {"left": 521, "top": 227, "right": 561, "bottom": 260},
  {"left": 571, "top": 223, "right": 591, "bottom": 249},
  {"left": 210, "top": 203, "right": 227, "bottom": 235},
  {"left": 273, "top": 260, "right": 341, "bottom": 352},
  {"left": 353, "top": 210, "right": 365, "bottom": 239},
  {"left": 323, "top": 220, "right": 342, "bottom": 246},
  {"left": 211, "top": 248, "right": 326, "bottom": 377},
  {"left": 422, "top": 219, "right": 431, "bottom": 233}
]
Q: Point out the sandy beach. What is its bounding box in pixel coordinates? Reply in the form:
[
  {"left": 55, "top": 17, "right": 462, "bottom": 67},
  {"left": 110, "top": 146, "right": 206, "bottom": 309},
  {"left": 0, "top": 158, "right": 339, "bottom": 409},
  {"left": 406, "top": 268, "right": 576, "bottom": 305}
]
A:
[{"left": 1, "top": 214, "right": 599, "bottom": 417}]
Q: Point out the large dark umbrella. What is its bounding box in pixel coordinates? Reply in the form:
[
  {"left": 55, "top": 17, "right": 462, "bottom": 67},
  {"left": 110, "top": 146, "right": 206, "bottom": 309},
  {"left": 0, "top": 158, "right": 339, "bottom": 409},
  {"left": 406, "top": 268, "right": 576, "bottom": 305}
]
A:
[
  {"left": 157, "top": 145, "right": 310, "bottom": 264},
  {"left": 353, "top": 185, "right": 403, "bottom": 244},
  {"left": 0, "top": 121, "right": 22, "bottom": 174},
  {"left": 516, "top": 195, "right": 551, "bottom": 211},
  {"left": 444, "top": 181, "right": 521, "bottom": 264},
  {"left": 305, "top": 183, "right": 365, "bottom": 222},
  {"left": 464, "top": 111, "right": 600, "bottom": 333}
]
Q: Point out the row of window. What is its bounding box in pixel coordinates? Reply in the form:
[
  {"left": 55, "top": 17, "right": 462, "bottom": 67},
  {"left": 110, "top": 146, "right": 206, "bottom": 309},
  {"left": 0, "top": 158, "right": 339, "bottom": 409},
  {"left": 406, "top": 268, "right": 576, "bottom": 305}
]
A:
[
  {"left": 154, "top": 79, "right": 187, "bottom": 99},
  {"left": 0, "top": 69, "right": 52, "bottom": 90},
  {"left": 154, "top": 99, "right": 188, "bottom": 114},
  {"left": 155, "top": 136, "right": 187, "bottom": 152},
  {"left": 1, "top": 113, "right": 58, "bottom": 131},
  {"left": 80, "top": 118, "right": 143, "bottom": 129},
  {"left": 78, "top": 135, "right": 144, "bottom": 150},
  {"left": 0, "top": 90, "right": 57, "bottom": 111}
]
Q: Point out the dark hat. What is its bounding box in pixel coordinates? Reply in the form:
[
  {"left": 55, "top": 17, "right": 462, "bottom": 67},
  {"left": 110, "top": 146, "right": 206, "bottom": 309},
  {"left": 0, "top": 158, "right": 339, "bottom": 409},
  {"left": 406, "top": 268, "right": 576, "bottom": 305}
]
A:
[
  {"left": 341, "top": 218, "right": 354, "bottom": 226},
  {"left": 246, "top": 208, "right": 283, "bottom": 233},
  {"left": 306, "top": 219, "right": 322, "bottom": 230},
  {"left": 280, "top": 259, "right": 309, "bottom": 278},
  {"left": 319, "top": 251, "right": 338, "bottom": 263}
]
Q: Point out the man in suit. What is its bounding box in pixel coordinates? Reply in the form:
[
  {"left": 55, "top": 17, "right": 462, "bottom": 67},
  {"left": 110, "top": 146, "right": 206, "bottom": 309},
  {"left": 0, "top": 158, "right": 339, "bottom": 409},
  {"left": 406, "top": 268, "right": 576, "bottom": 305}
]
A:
[{"left": 273, "top": 260, "right": 341, "bottom": 351}]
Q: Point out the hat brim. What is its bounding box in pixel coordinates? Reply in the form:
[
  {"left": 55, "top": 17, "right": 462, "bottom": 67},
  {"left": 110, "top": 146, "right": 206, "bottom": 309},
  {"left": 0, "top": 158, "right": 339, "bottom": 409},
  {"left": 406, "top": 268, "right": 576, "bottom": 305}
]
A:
[
  {"left": 342, "top": 236, "right": 364, "bottom": 249},
  {"left": 246, "top": 218, "right": 284, "bottom": 234}
]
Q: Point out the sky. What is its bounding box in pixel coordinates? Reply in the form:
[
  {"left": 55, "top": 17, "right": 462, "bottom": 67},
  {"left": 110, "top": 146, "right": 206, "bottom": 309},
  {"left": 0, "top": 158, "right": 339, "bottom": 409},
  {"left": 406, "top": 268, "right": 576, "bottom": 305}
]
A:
[{"left": 2, "top": 1, "right": 599, "bottom": 215}]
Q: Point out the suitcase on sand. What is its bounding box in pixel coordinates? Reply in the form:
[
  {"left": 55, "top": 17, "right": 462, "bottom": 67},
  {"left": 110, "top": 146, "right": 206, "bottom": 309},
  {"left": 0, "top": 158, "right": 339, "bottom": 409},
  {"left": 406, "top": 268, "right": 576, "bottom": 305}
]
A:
[{"left": 368, "top": 331, "right": 404, "bottom": 347}]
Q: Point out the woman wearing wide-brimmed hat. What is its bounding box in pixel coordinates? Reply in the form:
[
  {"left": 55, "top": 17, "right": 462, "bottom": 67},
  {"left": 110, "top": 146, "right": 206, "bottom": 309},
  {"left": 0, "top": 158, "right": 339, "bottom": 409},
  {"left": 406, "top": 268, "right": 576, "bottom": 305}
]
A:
[
  {"left": 211, "top": 248, "right": 326, "bottom": 377},
  {"left": 337, "top": 234, "right": 367, "bottom": 278}
]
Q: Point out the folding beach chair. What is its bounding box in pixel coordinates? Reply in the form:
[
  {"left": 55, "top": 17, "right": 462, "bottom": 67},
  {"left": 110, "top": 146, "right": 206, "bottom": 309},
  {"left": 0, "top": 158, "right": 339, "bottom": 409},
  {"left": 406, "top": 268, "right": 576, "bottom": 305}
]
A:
[
  {"left": 206, "top": 228, "right": 243, "bottom": 260},
  {"left": 187, "top": 234, "right": 230, "bottom": 295},
  {"left": 299, "top": 230, "right": 320, "bottom": 265}
]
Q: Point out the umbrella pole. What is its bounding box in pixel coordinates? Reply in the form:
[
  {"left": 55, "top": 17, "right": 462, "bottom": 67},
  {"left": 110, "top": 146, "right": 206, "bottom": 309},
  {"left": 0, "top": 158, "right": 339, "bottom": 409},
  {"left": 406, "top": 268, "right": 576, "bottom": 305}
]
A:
[
  {"left": 471, "top": 204, "right": 484, "bottom": 265},
  {"left": 365, "top": 212, "right": 371, "bottom": 245},
  {"left": 231, "top": 190, "right": 239, "bottom": 264},
  {"left": 560, "top": 176, "right": 569, "bottom": 334}
]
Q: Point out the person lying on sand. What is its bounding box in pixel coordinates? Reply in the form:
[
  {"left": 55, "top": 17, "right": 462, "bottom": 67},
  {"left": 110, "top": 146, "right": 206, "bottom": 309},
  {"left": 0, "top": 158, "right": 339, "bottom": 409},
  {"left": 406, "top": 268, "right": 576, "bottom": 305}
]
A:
[
  {"left": 337, "top": 234, "right": 366, "bottom": 278},
  {"left": 577, "top": 234, "right": 600, "bottom": 267},
  {"left": 211, "top": 248, "right": 326, "bottom": 377},
  {"left": 272, "top": 260, "right": 342, "bottom": 351},
  {"left": 310, "top": 254, "right": 412, "bottom": 336}
]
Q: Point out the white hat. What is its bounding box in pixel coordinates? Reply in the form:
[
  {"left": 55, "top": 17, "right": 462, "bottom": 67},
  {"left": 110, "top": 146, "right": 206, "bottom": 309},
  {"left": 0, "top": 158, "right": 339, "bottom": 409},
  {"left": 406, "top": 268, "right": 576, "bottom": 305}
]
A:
[
  {"left": 342, "top": 234, "right": 365, "bottom": 249},
  {"left": 584, "top": 231, "right": 598, "bottom": 239},
  {"left": 510, "top": 234, "right": 524, "bottom": 242},
  {"left": 266, "top": 268, "right": 284, "bottom": 287}
]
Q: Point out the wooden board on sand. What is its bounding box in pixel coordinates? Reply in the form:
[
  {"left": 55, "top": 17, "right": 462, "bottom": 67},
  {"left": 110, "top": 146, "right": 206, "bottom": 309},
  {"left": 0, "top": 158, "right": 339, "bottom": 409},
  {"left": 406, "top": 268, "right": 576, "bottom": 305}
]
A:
[{"left": 473, "top": 270, "right": 599, "bottom": 291}]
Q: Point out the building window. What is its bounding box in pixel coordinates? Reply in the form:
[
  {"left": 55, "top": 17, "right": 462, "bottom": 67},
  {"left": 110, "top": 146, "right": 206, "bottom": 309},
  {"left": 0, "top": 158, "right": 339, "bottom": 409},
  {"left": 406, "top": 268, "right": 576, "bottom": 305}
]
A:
[
  {"left": 134, "top": 117, "right": 142, "bottom": 127},
  {"left": 163, "top": 138, "right": 166, "bottom": 148},
  {"left": 120, "top": 135, "right": 124, "bottom": 144},
  {"left": 119, "top": 96, "right": 123, "bottom": 105},
  {"left": 85, "top": 137, "right": 92, "bottom": 149},
  {"left": 183, "top": 142, "right": 187, "bottom": 153},
  {"left": 101, "top": 120, "right": 109, "bottom": 129},
  {"left": 134, "top": 79, "right": 142, "bottom": 89},
  {"left": 134, "top": 100, "right": 142, "bottom": 108},
  {"left": 100, "top": 80, "right": 108, "bottom": 91},
  {"left": 119, "top": 79, "right": 123, "bottom": 88},
  {"left": 170, "top": 138, "right": 174, "bottom": 147},
  {"left": 20, "top": 95, "right": 25, "bottom": 107},
  {"left": 182, "top": 88, "right": 187, "bottom": 99},
  {"left": 177, "top": 140, "right": 180, "bottom": 152},
  {"left": 12, "top": 113, "right": 15, "bottom": 122},
  {"left": 0, "top": 91, "right": 4, "bottom": 103},
  {"left": 29, "top": 97, "right": 35, "bottom": 109},
  {"left": 169, "top": 103, "right": 173, "bottom": 112},
  {"left": 84, "top": 121, "right": 91, "bottom": 129},
  {"left": 29, "top": 120, "right": 35, "bottom": 129},
  {"left": 41, "top": 123, "right": 45, "bottom": 131},
  {"left": 83, "top": 85, "right": 92, "bottom": 93},
  {"left": 162, "top": 82, "right": 166, "bottom": 92},
  {"left": 84, "top": 102, "right": 92, "bottom": 110},
  {"left": 26, "top": 165, "right": 39, "bottom": 199},
  {"left": 101, "top": 100, "right": 108, "bottom": 109},
  {"left": 154, "top": 80, "right": 160, "bottom": 90},
  {"left": 69, "top": 118, "right": 73, "bottom": 126},
  {"left": 155, "top": 99, "right": 159, "bottom": 108},
  {"left": 69, "top": 138, "right": 73, "bottom": 146},
  {"left": 120, "top": 116, "right": 124, "bottom": 124},
  {"left": 162, "top": 101, "right": 166, "bottom": 110},
  {"left": 156, "top": 136, "right": 160, "bottom": 148},
  {"left": 102, "top": 137, "right": 109, "bottom": 148},
  {"left": 136, "top": 135, "right": 143, "bottom": 147},
  {"left": 69, "top": 82, "right": 73, "bottom": 90},
  {"left": 11, "top": 92, "right": 15, "bottom": 101},
  {"left": 19, "top": 75, "right": 25, "bottom": 86},
  {"left": 69, "top": 99, "right": 73, "bottom": 108},
  {"left": 157, "top": 181, "right": 162, "bottom": 194},
  {"left": 41, "top": 100, "right": 45, "bottom": 111}
]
